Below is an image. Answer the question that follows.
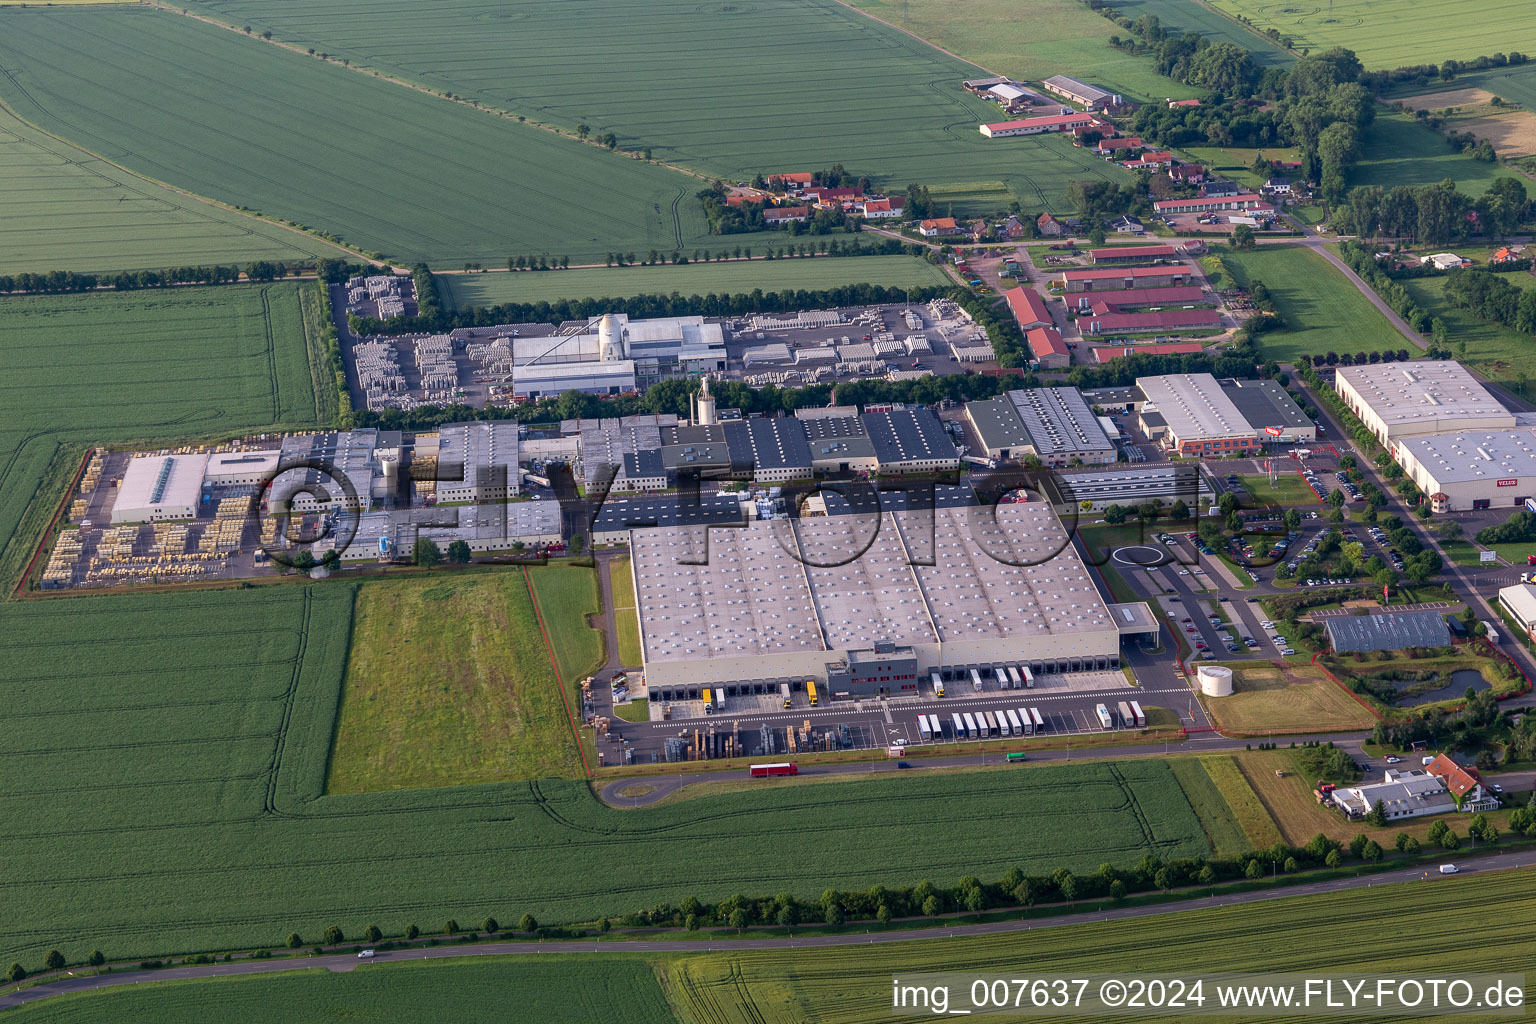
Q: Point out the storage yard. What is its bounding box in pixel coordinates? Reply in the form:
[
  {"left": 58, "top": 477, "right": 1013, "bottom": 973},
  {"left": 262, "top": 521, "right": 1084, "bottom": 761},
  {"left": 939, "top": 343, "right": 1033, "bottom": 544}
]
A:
[{"left": 342, "top": 298, "right": 993, "bottom": 411}]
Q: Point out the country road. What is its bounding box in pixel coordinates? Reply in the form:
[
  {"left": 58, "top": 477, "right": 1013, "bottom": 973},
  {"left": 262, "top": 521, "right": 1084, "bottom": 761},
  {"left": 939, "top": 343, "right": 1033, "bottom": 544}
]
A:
[{"left": 4, "top": 855, "right": 1530, "bottom": 1013}]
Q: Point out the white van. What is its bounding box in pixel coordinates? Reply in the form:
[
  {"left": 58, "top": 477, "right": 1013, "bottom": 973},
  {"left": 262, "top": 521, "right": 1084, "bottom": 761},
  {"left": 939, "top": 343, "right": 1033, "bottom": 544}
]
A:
[{"left": 1439, "top": 864, "right": 1459, "bottom": 875}]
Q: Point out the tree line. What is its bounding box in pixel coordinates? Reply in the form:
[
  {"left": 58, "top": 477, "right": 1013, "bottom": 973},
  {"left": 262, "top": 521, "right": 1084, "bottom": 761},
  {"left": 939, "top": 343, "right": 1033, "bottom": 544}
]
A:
[
  {"left": 1442, "top": 266, "right": 1536, "bottom": 335},
  {"left": 0, "top": 258, "right": 371, "bottom": 296},
  {"left": 1333, "top": 177, "right": 1528, "bottom": 244}
]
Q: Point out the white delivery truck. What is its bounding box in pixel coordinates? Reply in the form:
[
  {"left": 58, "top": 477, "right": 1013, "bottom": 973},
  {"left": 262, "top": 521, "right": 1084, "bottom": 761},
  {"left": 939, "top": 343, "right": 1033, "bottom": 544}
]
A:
[
  {"left": 996, "top": 710, "right": 1012, "bottom": 737},
  {"left": 994, "top": 667, "right": 1009, "bottom": 690},
  {"left": 1117, "top": 701, "right": 1134, "bottom": 729},
  {"left": 931, "top": 671, "right": 945, "bottom": 698},
  {"left": 928, "top": 714, "right": 944, "bottom": 740}
]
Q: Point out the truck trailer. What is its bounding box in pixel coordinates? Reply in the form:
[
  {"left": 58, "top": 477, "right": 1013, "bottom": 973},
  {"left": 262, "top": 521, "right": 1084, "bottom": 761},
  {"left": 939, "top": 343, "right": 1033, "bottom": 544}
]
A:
[
  {"left": 1007, "top": 666, "right": 1023, "bottom": 689},
  {"left": 952, "top": 713, "right": 968, "bottom": 739},
  {"left": 1129, "top": 700, "right": 1146, "bottom": 727},
  {"left": 749, "top": 763, "right": 798, "bottom": 778},
  {"left": 970, "top": 668, "right": 984, "bottom": 692},
  {"left": 1117, "top": 701, "right": 1134, "bottom": 729},
  {"left": 1095, "top": 704, "right": 1114, "bottom": 730},
  {"left": 1006, "top": 708, "right": 1026, "bottom": 736}
]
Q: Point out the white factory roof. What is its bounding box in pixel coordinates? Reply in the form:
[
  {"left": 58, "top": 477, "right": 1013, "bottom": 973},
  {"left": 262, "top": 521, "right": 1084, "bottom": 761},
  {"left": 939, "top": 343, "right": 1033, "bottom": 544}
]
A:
[
  {"left": 1499, "top": 583, "right": 1536, "bottom": 627},
  {"left": 1136, "top": 373, "right": 1252, "bottom": 441},
  {"left": 1336, "top": 361, "right": 1513, "bottom": 432},
  {"left": 114, "top": 452, "right": 209, "bottom": 515},
  {"left": 1398, "top": 428, "right": 1536, "bottom": 483},
  {"left": 204, "top": 450, "right": 280, "bottom": 481},
  {"left": 631, "top": 503, "right": 1112, "bottom": 665},
  {"left": 514, "top": 359, "right": 635, "bottom": 382}
]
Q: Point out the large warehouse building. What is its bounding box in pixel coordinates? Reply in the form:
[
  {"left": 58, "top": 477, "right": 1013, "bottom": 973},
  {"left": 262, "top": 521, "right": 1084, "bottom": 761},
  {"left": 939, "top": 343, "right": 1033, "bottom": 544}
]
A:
[
  {"left": 1335, "top": 361, "right": 1516, "bottom": 446},
  {"left": 508, "top": 313, "right": 726, "bottom": 398},
  {"left": 110, "top": 452, "right": 211, "bottom": 524},
  {"left": 1136, "top": 373, "right": 1262, "bottom": 455},
  {"left": 964, "top": 387, "right": 1116, "bottom": 465},
  {"left": 630, "top": 502, "right": 1141, "bottom": 699},
  {"left": 1396, "top": 428, "right": 1536, "bottom": 511}
]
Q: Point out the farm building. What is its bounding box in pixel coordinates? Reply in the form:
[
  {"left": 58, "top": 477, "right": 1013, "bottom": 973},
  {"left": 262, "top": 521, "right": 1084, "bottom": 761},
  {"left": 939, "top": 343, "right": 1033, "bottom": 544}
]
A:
[
  {"left": 1079, "top": 308, "right": 1222, "bottom": 335},
  {"left": 1219, "top": 379, "right": 1315, "bottom": 442},
  {"left": 110, "top": 452, "right": 210, "bottom": 524},
  {"left": 1324, "top": 610, "right": 1452, "bottom": 653},
  {"left": 1059, "top": 265, "right": 1191, "bottom": 292},
  {"left": 1041, "top": 75, "right": 1119, "bottom": 110},
  {"left": 1045, "top": 464, "right": 1212, "bottom": 512},
  {"left": 1330, "top": 770, "right": 1456, "bottom": 821},
  {"left": 964, "top": 387, "right": 1114, "bottom": 465},
  {"left": 1092, "top": 342, "right": 1204, "bottom": 364},
  {"left": 1121, "top": 151, "right": 1173, "bottom": 170},
  {"left": 1026, "top": 327, "right": 1070, "bottom": 369},
  {"left": 979, "top": 112, "right": 1102, "bottom": 137},
  {"left": 1094, "top": 137, "right": 1143, "bottom": 155},
  {"left": 1152, "top": 195, "right": 1272, "bottom": 215},
  {"left": 1334, "top": 361, "right": 1515, "bottom": 447},
  {"left": 1088, "top": 245, "right": 1176, "bottom": 264},
  {"left": 629, "top": 502, "right": 1133, "bottom": 698},
  {"left": 1004, "top": 286, "right": 1052, "bottom": 330},
  {"left": 1066, "top": 286, "right": 1204, "bottom": 309},
  {"left": 1136, "top": 373, "right": 1261, "bottom": 455},
  {"left": 1395, "top": 428, "right": 1536, "bottom": 512},
  {"left": 764, "top": 206, "right": 810, "bottom": 224}
]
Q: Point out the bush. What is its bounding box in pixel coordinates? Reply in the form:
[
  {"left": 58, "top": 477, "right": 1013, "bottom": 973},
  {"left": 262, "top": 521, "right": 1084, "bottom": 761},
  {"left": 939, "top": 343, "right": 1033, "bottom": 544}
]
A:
[
  {"left": 323, "top": 926, "right": 344, "bottom": 946},
  {"left": 403, "top": 924, "right": 419, "bottom": 940},
  {"left": 443, "top": 919, "right": 460, "bottom": 936},
  {"left": 286, "top": 932, "right": 303, "bottom": 949},
  {"left": 43, "top": 950, "right": 64, "bottom": 971},
  {"left": 7, "top": 963, "right": 26, "bottom": 982}
]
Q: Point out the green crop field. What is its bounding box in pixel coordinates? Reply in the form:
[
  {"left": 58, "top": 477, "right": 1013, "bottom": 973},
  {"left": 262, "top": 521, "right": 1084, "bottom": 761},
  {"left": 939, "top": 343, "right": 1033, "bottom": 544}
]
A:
[
  {"left": 663, "top": 869, "right": 1536, "bottom": 1023},
  {"left": 0, "top": 283, "right": 323, "bottom": 589},
  {"left": 1217, "top": 245, "right": 1407, "bottom": 363},
  {"left": 1354, "top": 109, "right": 1524, "bottom": 195},
  {"left": 0, "top": 6, "right": 719, "bottom": 266},
  {"left": 173, "top": 0, "right": 1131, "bottom": 214},
  {"left": 5, "top": 958, "right": 679, "bottom": 1024},
  {"left": 1399, "top": 273, "right": 1536, "bottom": 389},
  {"left": 526, "top": 564, "right": 605, "bottom": 688},
  {"left": 438, "top": 257, "right": 952, "bottom": 311},
  {"left": 326, "top": 572, "right": 588, "bottom": 794},
  {"left": 1165, "top": 758, "right": 1251, "bottom": 858},
  {"left": 0, "top": 642, "right": 1213, "bottom": 972},
  {"left": 1389, "top": 63, "right": 1536, "bottom": 110},
  {"left": 0, "top": 107, "right": 344, "bottom": 275},
  {"left": 1203, "top": 0, "right": 1536, "bottom": 68}
]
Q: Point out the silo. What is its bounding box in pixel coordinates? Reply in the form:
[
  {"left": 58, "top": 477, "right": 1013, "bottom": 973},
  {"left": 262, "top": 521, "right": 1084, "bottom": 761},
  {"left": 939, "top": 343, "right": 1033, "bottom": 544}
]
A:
[{"left": 1196, "top": 664, "right": 1233, "bottom": 697}]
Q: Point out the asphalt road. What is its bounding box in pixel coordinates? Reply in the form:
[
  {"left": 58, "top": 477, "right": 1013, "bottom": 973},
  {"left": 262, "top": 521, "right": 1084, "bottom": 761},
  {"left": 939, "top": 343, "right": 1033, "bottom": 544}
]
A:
[{"left": 5, "top": 856, "right": 1530, "bottom": 1013}]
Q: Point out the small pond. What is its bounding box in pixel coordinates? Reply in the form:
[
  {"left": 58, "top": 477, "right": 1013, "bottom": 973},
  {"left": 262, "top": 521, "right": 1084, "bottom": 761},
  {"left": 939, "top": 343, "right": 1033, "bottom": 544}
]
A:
[{"left": 1387, "top": 668, "right": 1489, "bottom": 707}]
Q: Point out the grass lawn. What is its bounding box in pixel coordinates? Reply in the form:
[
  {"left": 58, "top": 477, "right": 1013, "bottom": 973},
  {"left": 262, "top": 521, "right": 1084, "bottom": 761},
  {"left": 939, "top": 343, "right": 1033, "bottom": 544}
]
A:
[
  {"left": 1200, "top": 663, "right": 1378, "bottom": 735},
  {"left": 1440, "top": 538, "right": 1489, "bottom": 567},
  {"left": 1353, "top": 109, "right": 1523, "bottom": 195},
  {"left": 326, "top": 572, "right": 587, "bottom": 793},
  {"left": 1398, "top": 273, "right": 1536, "bottom": 391},
  {"left": 0, "top": 107, "right": 343, "bottom": 274},
  {"left": 174, "top": 0, "right": 1131, "bottom": 216},
  {"left": 612, "top": 699, "right": 650, "bottom": 724},
  {"left": 2, "top": 958, "right": 679, "bottom": 1024},
  {"left": 1219, "top": 244, "right": 1408, "bottom": 363},
  {"left": 1491, "top": 540, "right": 1536, "bottom": 564},
  {"left": 526, "top": 563, "right": 606, "bottom": 687},
  {"left": 607, "top": 556, "right": 643, "bottom": 668},
  {"left": 439, "top": 256, "right": 951, "bottom": 310},
  {"left": 1202, "top": 0, "right": 1536, "bottom": 68},
  {"left": 1236, "top": 473, "right": 1319, "bottom": 507},
  {"left": 1166, "top": 757, "right": 1255, "bottom": 858}
]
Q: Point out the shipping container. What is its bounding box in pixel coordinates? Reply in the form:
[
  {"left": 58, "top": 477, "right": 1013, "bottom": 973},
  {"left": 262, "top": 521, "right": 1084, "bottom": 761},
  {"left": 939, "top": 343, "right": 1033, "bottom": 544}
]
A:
[
  {"left": 983, "top": 710, "right": 999, "bottom": 737},
  {"left": 1117, "top": 701, "right": 1134, "bottom": 729},
  {"left": 993, "top": 668, "right": 1008, "bottom": 689},
  {"left": 996, "top": 710, "right": 1012, "bottom": 737},
  {"left": 1022, "top": 665, "right": 1034, "bottom": 688}
]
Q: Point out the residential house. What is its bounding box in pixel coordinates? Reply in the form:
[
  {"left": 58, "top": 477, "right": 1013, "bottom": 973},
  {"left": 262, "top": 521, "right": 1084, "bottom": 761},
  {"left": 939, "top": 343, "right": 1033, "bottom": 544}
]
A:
[
  {"left": 1108, "top": 215, "right": 1144, "bottom": 235},
  {"left": 918, "top": 217, "right": 961, "bottom": 237},
  {"left": 1094, "top": 137, "right": 1144, "bottom": 156},
  {"left": 1001, "top": 214, "right": 1031, "bottom": 240},
  {"left": 1122, "top": 151, "right": 1173, "bottom": 170},
  {"left": 1200, "top": 179, "right": 1240, "bottom": 198},
  {"left": 1037, "top": 213, "right": 1067, "bottom": 237},
  {"left": 763, "top": 205, "right": 810, "bottom": 225},
  {"left": 858, "top": 197, "right": 905, "bottom": 219},
  {"left": 1261, "top": 176, "right": 1295, "bottom": 197},
  {"left": 1421, "top": 252, "right": 1471, "bottom": 270},
  {"left": 1169, "top": 164, "right": 1205, "bottom": 185},
  {"left": 1425, "top": 754, "right": 1502, "bottom": 812}
]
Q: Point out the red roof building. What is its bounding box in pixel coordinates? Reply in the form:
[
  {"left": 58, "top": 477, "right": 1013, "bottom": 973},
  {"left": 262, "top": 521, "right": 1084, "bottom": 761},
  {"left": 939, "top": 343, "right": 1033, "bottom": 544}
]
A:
[
  {"left": 769, "top": 172, "right": 814, "bottom": 186},
  {"left": 1004, "top": 287, "right": 1052, "bottom": 330},
  {"left": 1065, "top": 285, "right": 1205, "bottom": 308},
  {"left": 807, "top": 186, "right": 861, "bottom": 203},
  {"left": 858, "top": 197, "right": 905, "bottom": 219},
  {"left": 919, "top": 217, "right": 961, "bottom": 236},
  {"left": 1121, "top": 151, "right": 1174, "bottom": 169},
  {"left": 1170, "top": 164, "right": 1205, "bottom": 183},
  {"left": 764, "top": 205, "right": 810, "bottom": 223},
  {"left": 1080, "top": 308, "right": 1221, "bottom": 334},
  {"left": 1094, "top": 136, "right": 1143, "bottom": 154},
  {"left": 1093, "top": 342, "right": 1204, "bottom": 363},
  {"left": 1088, "top": 244, "right": 1177, "bottom": 264},
  {"left": 1037, "top": 213, "right": 1067, "bottom": 237},
  {"left": 725, "top": 194, "right": 768, "bottom": 207},
  {"left": 980, "top": 112, "right": 1103, "bottom": 138},
  {"left": 1026, "top": 327, "right": 1070, "bottom": 369},
  {"left": 1423, "top": 754, "right": 1499, "bottom": 809},
  {"left": 1060, "top": 265, "right": 1191, "bottom": 292},
  {"left": 1167, "top": 98, "right": 1201, "bottom": 108},
  {"left": 1154, "top": 194, "right": 1271, "bottom": 214}
]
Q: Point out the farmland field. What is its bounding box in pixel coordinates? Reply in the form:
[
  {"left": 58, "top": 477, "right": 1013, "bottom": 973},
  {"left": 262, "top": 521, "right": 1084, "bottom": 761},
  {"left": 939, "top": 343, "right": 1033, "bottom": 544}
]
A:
[
  {"left": 1217, "top": 245, "right": 1407, "bottom": 363},
  {"left": 0, "top": 283, "right": 323, "bottom": 590},
  {"left": 0, "top": 6, "right": 716, "bottom": 266},
  {"left": 173, "top": 0, "right": 1132, "bottom": 213},
  {"left": 438, "top": 257, "right": 953, "bottom": 311},
  {"left": 1389, "top": 63, "right": 1536, "bottom": 112},
  {"left": 326, "top": 572, "right": 586, "bottom": 794},
  {"left": 5, "top": 958, "right": 679, "bottom": 1024},
  {"left": 0, "top": 107, "right": 345, "bottom": 275},
  {"left": 1354, "top": 110, "right": 1525, "bottom": 195},
  {"left": 1165, "top": 757, "right": 1252, "bottom": 858},
  {"left": 1202, "top": 0, "right": 1536, "bottom": 68},
  {"left": 663, "top": 869, "right": 1536, "bottom": 1023},
  {"left": 0, "top": 645, "right": 1211, "bottom": 973},
  {"left": 1399, "top": 273, "right": 1536, "bottom": 388}
]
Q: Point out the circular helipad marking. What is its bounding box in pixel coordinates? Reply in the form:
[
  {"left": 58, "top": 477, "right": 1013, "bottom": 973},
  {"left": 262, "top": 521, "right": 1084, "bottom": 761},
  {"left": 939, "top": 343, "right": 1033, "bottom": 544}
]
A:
[{"left": 1112, "top": 545, "right": 1168, "bottom": 567}]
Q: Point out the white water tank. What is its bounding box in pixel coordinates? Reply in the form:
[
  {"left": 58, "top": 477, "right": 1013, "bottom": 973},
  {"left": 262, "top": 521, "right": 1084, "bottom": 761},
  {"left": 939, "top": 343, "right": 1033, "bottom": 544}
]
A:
[
  {"left": 1197, "top": 664, "right": 1233, "bottom": 697},
  {"left": 598, "top": 314, "right": 627, "bottom": 361}
]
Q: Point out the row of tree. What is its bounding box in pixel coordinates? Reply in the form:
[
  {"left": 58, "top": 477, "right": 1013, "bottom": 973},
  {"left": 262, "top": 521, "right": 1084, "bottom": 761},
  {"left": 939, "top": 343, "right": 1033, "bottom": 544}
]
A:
[
  {"left": 1442, "top": 267, "right": 1536, "bottom": 334},
  {"left": 1303, "top": 349, "right": 1416, "bottom": 367},
  {"left": 1333, "top": 177, "right": 1528, "bottom": 244}
]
